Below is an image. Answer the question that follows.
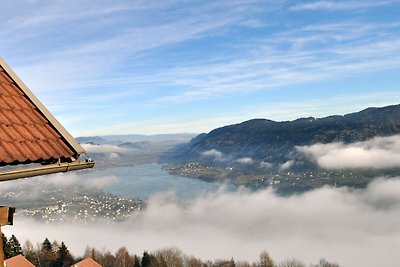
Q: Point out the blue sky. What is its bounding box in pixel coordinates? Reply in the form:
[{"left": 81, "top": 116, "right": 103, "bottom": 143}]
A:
[{"left": 1, "top": 0, "right": 400, "bottom": 136}]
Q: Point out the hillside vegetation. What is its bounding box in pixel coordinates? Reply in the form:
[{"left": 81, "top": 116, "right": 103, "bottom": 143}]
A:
[{"left": 167, "top": 104, "right": 400, "bottom": 167}]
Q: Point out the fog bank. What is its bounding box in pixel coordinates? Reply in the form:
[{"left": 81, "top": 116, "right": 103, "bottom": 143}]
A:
[
  {"left": 4, "top": 179, "right": 400, "bottom": 267},
  {"left": 297, "top": 135, "right": 400, "bottom": 169}
]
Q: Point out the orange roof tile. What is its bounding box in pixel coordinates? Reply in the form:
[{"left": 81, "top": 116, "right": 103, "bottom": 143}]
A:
[
  {"left": 72, "top": 258, "right": 102, "bottom": 267},
  {"left": 0, "top": 60, "right": 81, "bottom": 166},
  {"left": 5, "top": 255, "right": 35, "bottom": 267}
]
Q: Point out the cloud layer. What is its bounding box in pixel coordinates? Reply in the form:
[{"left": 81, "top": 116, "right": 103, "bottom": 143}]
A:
[
  {"left": 4, "top": 179, "right": 400, "bottom": 267},
  {"left": 81, "top": 144, "right": 130, "bottom": 154},
  {"left": 297, "top": 135, "right": 400, "bottom": 169}
]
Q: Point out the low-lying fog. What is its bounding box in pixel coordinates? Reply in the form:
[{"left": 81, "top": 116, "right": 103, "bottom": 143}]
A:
[
  {"left": 3, "top": 178, "right": 400, "bottom": 267},
  {"left": 3, "top": 135, "right": 400, "bottom": 266}
]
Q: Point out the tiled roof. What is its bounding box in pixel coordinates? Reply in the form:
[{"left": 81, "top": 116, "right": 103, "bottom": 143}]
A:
[
  {"left": 0, "top": 60, "right": 78, "bottom": 165},
  {"left": 5, "top": 255, "right": 35, "bottom": 267},
  {"left": 72, "top": 258, "right": 102, "bottom": 267}
]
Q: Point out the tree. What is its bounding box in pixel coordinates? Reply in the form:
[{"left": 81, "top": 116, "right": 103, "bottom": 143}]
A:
[
  {"left": 100, "top": 251, "right": 116, "bottom": 267},
  {"left": 154, "top": 248, "right": 184, "bottom": 267},
  {"left": 2, "top": 233, "right": 11, "bottom": 259},
  {"left": 184, "top": 256, "right": 202, "bottom": 267},
  {"left": 23, "top": 240, "right": 39, "bottom": 266},
  {"left": 8, "top": 235, "right": 23, "bottom": 257},
  {"left": 214, "top": 259, "right": 236, "bottom": 267},
  {"left": 278, "top": 258, "right": 305, "bottom": 267},
  {"left": 42, "top": 238, "right": 52, "bottom": 253},
  {"left": 133, "top": 255, "right": 141, "bottom": 267},
  {"left": 115, "top": 247, "right": 133, "bottom": 267},
  {"left": 259, "top": 251, "right": 274, "bottom": 267},
  {"left": 53, "top": 242, "right": 74, "bottom": 267},
  {"left": 311, "top": 259, "right": 339, "bottom": 267},
  {"left": 83, "top": 246, "right": 100, "bottom": 263},
  {"left": 141, "top": 251, "right": 151, "bottom": 267},
  {"left": 40, "top": 238, "right": 56, "bottom": 267},
  {"left": 236, "top": 261, "right": 251, "bottom": 267}
]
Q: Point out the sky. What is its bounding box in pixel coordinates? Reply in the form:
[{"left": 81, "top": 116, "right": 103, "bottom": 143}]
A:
[{"left": 1, "top": 0, "right": 400, "bottom": 136}]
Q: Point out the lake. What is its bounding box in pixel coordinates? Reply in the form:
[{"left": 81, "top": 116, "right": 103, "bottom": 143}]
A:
[{"left": 84, "top": 163, "right": 235, "bottom": 199}]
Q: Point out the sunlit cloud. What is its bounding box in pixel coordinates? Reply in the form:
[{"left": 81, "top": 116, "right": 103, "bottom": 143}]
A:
[
  {"left": 202, "top": 149, "right": 227, "bottom": 162},
  {"left": 81, "top": 144, "right": 130, "bottom": 154},
  {"left": 236, "top": 157, "right": 254, "bottom": 165},
  {"left": 4, "top": 179, "right": 400, "bottom": 267},
  {"left": 297, "top": 135, "right": 400, "bottom": 170}
]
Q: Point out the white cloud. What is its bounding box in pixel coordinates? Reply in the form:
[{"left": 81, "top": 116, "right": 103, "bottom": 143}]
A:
[
  {"left": 297, "top": 135, "right": 400, "bottom": 170},
  {"left": 0, "top": 171, "right": 118, "bottom": 193},
  {"left": 5, "top": 179, "right": 400, "bottom": 267},
  {"left": 236, "top": 157, "right": 254, "bottom": 165},
  {"left": 280, "top": 160, "right": 294, "bottom": 170},
  {"left": 108, "top": 152, "right": 121, "bottom": 160},
  {"left": 259, "top": 161, "right": 273, "bottom": 169},
  {"left": 201, "top": 149, "right": 227, "bottom": 162},
  {"left": 148, "top": 18, "right": 400, "bottom": 106},
  {"left": 81, "top": 144, "right": 129, "bottom": 154},
  {"left": 291, "top": 1, "right": 394, "bottom": 11},
  {"left": 1, "top": 1, "right": 400, "bottom": 137},
  {"left": 84, "top": 176, "right": 119, "bottom": 190}
]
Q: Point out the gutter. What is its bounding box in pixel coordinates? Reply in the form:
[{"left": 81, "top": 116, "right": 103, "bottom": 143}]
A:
[{"left": 0, "top": 160, "right": 95, "bottom": 182}]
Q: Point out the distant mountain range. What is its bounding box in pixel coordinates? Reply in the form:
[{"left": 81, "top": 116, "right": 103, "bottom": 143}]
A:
[
  {"left": 75, "top": 134, "right": 197, "bottom": 168},
  {"left": 166, "top": 104, "right": 400, "bottom": 168},
  {"left": 76, "top": 133, "right": 197, "bottom": 145}
]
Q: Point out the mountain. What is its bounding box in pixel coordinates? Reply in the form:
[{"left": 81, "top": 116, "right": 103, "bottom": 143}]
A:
[
  {"left": 76, "top": 134, "right": 197, "bottom": 145},
  {"left": 76, "top": 136, "right": 107, "bottom": 145},
  {"left": 167, "top": 104, "right": 400, "bottom": 167},
  {"left": 75, "top": 134, "right": 198, "bottom": 168},
  {"left": 118, "top": 141, "right": 153, "bottom": 149}
]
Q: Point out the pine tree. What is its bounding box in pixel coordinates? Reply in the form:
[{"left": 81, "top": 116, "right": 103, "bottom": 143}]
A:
[
  {"left": 133, "top": 255, "right": 141, "bottom": 267},
  {"left": 8, "top": 235, "right": 23, "bottom": 257},
  {"left": 40, "top": 238, "right": 56, "bottom": 267},
  {"left": 53, "top": 242, "right": 73, "bottom": 267},
  {"left": 42, "top": 238, "right": 52, "bottom": 253},
  {"left": 2, "top": 233, "right": 11, "bottom": 259},
  {"left": 141, "top": 251, "right": 151, "bottom": 267}
]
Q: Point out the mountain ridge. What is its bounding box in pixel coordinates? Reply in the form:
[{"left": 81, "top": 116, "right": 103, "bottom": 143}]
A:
[{"left": 167, "top": 104, "right": 400, "bottom": 166}]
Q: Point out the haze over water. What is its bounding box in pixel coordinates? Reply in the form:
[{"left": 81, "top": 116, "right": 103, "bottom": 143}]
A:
[{"left": 85, "top": 163, "right": 235, "bottom": 200}]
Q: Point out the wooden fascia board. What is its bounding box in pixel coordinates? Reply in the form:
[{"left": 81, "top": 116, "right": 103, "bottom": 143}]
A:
[{"left": 0, "top": 58, "right": 86, "bottom": 157}]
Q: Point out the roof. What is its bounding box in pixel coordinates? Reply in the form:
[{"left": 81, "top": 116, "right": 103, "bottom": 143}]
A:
[
  {"left": 5, "top": 255, "right": 35, "bottom": 267},
  {"left": 72, "top": 258, "right": 102, "bottom": 267},
  {"left": 0, "top": 58, "right": 85, "bottom": 166}
]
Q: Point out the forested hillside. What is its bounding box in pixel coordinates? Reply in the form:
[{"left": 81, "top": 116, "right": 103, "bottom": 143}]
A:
[{"left": 167, "top": 104, "right": 400, "bottom": 168}]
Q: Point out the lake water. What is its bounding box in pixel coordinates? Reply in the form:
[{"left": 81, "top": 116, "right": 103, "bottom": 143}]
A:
[{"left": 85, "top": 163, "right": 234, "bottom": 200}]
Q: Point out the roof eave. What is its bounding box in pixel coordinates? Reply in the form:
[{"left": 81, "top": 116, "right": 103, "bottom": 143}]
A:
[
  {"left": 0, "top": 160, "right": 95, "bottom": 182},
  {"left": 0, "top": 58, "right": 86, "bottom": 157}
]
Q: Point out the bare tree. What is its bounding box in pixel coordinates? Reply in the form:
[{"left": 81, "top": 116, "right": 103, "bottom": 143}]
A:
[
  {"left": 311, "top": 259, "right": 339, "bottom": 267},
  {"left": 115, "top": 247, "right": 134, "bottom": 267},
  {"left": 236, "top": 260, "right": 251, "bottom": 267},
  {"left": 278, "top": 258, "right": 305, "bottom": 267},
  {"left": 100, "top": 250, "right": 116, "bottom": 267},
  {"left": 259, "top": 251, "right": 274, "bottom": 267},
  {"left": 183, "top": 255, "right": 203, "bottom": 267},
  {"left": 22, "top": 240, "right": 39, "bottom": 266},
  {"left": 154, "top": 247, "right": 184, "bottom": 267}
]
